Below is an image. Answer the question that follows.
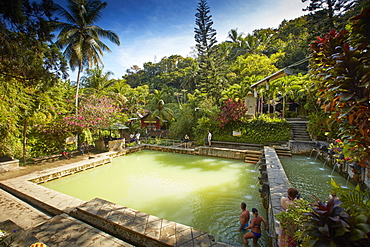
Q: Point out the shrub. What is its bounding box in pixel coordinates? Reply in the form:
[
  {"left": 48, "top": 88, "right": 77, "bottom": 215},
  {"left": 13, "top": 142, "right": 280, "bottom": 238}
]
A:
[
  {"left": 275, "top": 199, "right": 312, "bottom": 246},
  {"left": 213, "top": 116, "right": 291, "bottom": 144}
]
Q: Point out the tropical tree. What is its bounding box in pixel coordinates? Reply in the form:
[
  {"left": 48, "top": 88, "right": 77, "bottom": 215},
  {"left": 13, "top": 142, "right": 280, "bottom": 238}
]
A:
[
  {"left": 54, "top": 0, "right": 120, "bottom": 110},
  {"left": 271, "top": 17, "right": 310, "bottom": 70},
  {"left": 309, "top": 7, "right": 370, "bottom": 167},
  {"left": 194, "top": 0, "right": 217, "bottom": 57},
  {"left": 0, "top": 77, "right": 24, "bottom": 158},
  {"left": 109, "top": 80, "right": 149, "bottom": 118},
  {"left": 81, "top": 67, "right": 115, "bottom": 96},
  {"left": 197, "top": 47, "right": 229, "bottom": 102},
  {"left": 226, "top": 29, "right": 246, "bottom": 60},
  {"left": 302, "top": 0, "right": 360, "bottom": 38},
  {"left": 271, "top": 75, "right": 304, "bottom": 118},
  {"left": 0, "top": 0, "right": 68, "bottom": 161},
  {"left": 36, "top": 94, "right": 121, "bottom": 148},
  {"left": 228, "top": 53, "right": 281, "bottom": 86},
  {"left": 150, "top": 100, "right": 174, "bottom": 128},
  {"left": 181, "top": 61, "right": 199, "bottom": 92}
]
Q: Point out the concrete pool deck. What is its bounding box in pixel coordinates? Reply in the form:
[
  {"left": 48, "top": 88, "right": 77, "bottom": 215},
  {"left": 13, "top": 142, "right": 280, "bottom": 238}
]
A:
[{"left": 0, "top": 148, "right": 231, "bottom": 246}]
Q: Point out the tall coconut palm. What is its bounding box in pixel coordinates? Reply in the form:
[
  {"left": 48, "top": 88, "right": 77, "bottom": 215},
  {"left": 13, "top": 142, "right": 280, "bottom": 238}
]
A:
[{"left": 54, "top": 0, "right": 120, "bottom": 110}]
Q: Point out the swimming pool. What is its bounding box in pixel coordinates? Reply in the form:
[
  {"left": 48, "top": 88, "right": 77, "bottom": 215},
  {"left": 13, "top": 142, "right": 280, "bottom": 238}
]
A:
[{"left": 42, "top": 150, "right": 268, "bottom": 246}]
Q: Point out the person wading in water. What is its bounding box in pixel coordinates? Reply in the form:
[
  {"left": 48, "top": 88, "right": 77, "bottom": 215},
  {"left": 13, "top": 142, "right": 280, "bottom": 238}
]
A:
[
  {"left": 238, "top": 202, "right": 250, "bottom": 232},
  {"left": 244, "top": 208, "right": 267, "bottom": 245}
]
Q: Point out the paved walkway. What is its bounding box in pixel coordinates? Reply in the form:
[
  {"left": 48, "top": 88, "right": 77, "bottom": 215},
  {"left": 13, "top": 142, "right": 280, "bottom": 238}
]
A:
[{"left": 0, "top": 187, "right": 50, "bottom": 230}]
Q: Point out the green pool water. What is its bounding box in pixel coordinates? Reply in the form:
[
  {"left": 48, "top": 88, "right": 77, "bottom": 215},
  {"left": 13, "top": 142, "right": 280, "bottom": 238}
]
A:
[
  {"left": 279, "top": 154, "right": 354, "bottom": 202},
  {"left": 42, "top": 150, "right": 267, "bottom": 246}
]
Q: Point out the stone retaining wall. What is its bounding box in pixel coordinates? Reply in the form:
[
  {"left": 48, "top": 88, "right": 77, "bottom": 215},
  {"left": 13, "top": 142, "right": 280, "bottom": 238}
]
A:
[
  {"left": 289, "top": 140, "right": 316, "bottom": 154},
  {"left": 197, "top": 147, "right": 248, "bottom": 159},
  {"left": 29, "top": 156, "right": 112, "bottom": 184}
]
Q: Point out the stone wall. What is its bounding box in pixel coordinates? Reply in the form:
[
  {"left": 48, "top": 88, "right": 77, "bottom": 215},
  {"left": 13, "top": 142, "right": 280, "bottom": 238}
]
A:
[
  {"left": 289, "top": 140, "right": 316, "bottom": 154},
  {"left": 108, "top": 139, "right": 126, "bottom": 151},
  {"left": 263, "top": 147, "right": 291, "bottom": 247},
  {"left": 310, "top": 149, "right": 370, "bottom": 191},
  {"left": 197, "top": 147, "right": 247, "bottom": 160}
]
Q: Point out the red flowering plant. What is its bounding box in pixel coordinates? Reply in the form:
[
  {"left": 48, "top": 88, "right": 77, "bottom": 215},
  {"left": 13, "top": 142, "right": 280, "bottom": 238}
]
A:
[
  {"left": 309, "top": 7, "right": 370, "bottom": 167},
  {"left": 33, "top": 95, "right": 124, "bottom": 151},
  {"left": 216, "top": 98, "right": 248, "bottom": 128},
  {"left": 62, "top": 95, "right": 122, "bottom": 132},
  {"left": 328, "top": 138, "right": 361, "bottom": 163}
]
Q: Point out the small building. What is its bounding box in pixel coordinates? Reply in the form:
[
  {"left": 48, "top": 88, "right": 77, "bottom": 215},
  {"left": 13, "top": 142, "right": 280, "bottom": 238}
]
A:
[
  {"left": 139, "top": 112, "right": 161, "bottom": 131},
  {"left": 249, "top": 58, "right": 309, "bottom": 117}
]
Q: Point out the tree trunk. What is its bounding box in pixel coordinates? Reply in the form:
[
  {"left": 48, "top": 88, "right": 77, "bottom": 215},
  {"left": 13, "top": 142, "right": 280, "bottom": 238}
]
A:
[
  {"left": 75, "top": 64, "right": 82, "bottom": 113},
  {"left": 282, "top": 96, "right": 286, "bottom": 118},
  {"left": 22, "top": 117, "right": 28, "bottom": 164},
  {"left": 75, "top": 64, "right": 83, "bottom": 148}
]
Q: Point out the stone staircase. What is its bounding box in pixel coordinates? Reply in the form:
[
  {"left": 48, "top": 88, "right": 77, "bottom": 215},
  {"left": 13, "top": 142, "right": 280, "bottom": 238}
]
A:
[
  {"left": 274, "top": 147, "right": 292, "bottom": 157},
  {"left": 245, "top": 150, "right": 263, "bottom": 164},
  {"left": 287, "top": 118, "right": 311, "bottom": 141}
]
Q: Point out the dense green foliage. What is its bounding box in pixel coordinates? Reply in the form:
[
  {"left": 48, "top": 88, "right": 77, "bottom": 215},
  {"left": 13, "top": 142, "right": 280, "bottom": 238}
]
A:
[
  {"left": 309, "top": 6, "right": 370, "bottom": 166},
  {"left": 275, "top": 199, "right": 312, "bottom": 246},
  {"left": 1, "top": 0, "right": 369, "bottom": 166},
  {"left": 212, "top": 116, "right": 291, "bottom": 144},
  {"left": 276, "top": 181, "right": 370, "bottom": 246}
]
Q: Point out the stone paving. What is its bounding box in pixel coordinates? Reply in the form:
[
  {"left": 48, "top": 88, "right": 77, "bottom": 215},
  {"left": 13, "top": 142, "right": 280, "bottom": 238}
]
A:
[
  {"left": 0, "top": 188, "right": 50, "bottom": 230},
  {"left": 69, "top": 198, "right": 228, "bottom": 246},
  {"left": 26, "top": 214, "right": 133, "bottom": 247}
]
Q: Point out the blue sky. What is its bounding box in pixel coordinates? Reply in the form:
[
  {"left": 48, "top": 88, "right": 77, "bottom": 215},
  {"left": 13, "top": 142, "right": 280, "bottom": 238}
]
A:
[{"left": 53, "top": 0, "right": 307, "bottom": 80}]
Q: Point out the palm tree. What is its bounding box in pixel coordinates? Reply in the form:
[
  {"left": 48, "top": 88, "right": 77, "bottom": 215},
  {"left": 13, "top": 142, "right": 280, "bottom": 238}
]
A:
[
  {"left": 151, "top": 99, "right": 174, "bottom": 128},
  {"left": 81, "top": 67, "right": 115, "bottom": 96},
  {"left": 181, "top": 61, "right": 199, "bottom": 91},
  {"left": 54, "top": 0, "right": 120, "bottom": 110}
]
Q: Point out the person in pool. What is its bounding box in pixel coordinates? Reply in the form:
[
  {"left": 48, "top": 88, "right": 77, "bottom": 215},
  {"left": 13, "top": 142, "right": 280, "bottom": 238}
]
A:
[
  {"left": 281, "top": 187, "right": 300, "bottom": 211},
  {"left": 238, "top": 202, "right": 250, "bottom": 232},
  {"left": 244, "top": 208, "right": 267, "bottom": 245}
]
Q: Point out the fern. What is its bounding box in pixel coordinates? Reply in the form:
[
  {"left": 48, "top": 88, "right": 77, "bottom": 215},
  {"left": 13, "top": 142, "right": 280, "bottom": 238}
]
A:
[{"left": 330, "top": 178, "right": 370, "bottom": 216}]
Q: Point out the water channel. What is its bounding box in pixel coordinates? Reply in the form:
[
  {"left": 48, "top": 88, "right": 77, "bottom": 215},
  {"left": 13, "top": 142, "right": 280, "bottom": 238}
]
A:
[
  {"left": 42, "top": 150, "right": 267, "bottom": 246},
  {"left": 279, "top": 154, "right": 354, "bottom": 202}
]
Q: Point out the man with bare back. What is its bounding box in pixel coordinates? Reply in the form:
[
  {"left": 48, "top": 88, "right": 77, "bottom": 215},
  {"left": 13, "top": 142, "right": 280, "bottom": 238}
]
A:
[{"left": 238, "top": 202, "right": 250, "bottom": 232}]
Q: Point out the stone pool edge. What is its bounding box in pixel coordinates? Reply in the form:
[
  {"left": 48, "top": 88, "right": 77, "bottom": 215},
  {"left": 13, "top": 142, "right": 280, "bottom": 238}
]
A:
[{"left": 0, "top": 146, "right": 232, "bottom": 247}]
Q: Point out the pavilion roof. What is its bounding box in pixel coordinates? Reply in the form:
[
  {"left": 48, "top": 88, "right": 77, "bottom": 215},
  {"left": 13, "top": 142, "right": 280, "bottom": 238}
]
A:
[{"left": 251, "top": 57, "right": 309, "bottom": 89}]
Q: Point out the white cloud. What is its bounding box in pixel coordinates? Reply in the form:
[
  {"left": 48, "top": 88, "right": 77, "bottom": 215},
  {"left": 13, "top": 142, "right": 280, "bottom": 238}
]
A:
[{"left": 66, "top": 0, "right": 307, "bottom": 80}]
